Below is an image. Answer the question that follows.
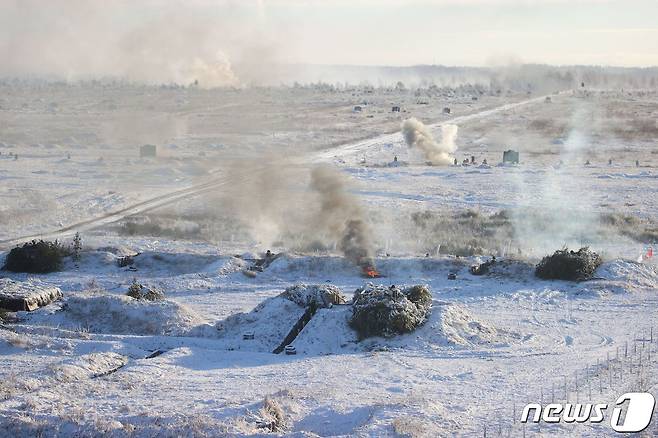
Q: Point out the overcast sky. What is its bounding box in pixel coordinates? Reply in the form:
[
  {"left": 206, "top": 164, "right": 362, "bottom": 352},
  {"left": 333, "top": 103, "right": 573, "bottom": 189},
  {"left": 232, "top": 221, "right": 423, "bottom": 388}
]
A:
[
  {"left": 1, "top": 0, "right": 656, "bottom": 84},
  {"left": 259, "top": 0, "right": 658, "bottom": 67}
]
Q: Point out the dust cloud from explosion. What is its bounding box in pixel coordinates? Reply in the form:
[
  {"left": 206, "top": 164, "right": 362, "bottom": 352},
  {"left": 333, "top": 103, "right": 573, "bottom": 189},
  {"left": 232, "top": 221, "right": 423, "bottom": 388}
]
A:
[
  {"left": 218, "top": 160, "right": 375, "bottom": 271},
  {"left": 402, "top": 118, "right": 458, "bottom": 165},
  {"left": 310, "top": 166, "right": 375, "bottom": 271}
]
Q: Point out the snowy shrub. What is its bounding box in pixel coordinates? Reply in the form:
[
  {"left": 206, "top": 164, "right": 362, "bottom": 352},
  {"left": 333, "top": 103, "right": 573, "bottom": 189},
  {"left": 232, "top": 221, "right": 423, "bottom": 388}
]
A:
[
  {"left": 126, "top": 279, "right": 164, "bottom": 301},
  {"left": 3, "top": 239, "right": 68, "bottom": 273},
  {"left": 0, "top": 308, "right": 13, "bottom": 323},
  {"left": 256, "top": 396, "right": 286, "bottom": 432},
  {"left": 535, "top": 247, "right": 602, "bottom": 281},
  {"left": 280, "top": 284, "right": 346, "bottom": 308},
  {"left": 116, "top": 216, "right": 201, "bottom": 239},
  {"left": 600, "top": 212, "right": 658, "bottom": 243},
  {"left": 393, "top": 416, "right": 434, "bottom": 437},
  {"left": 349, "top": 284, "right": 432, "bottom": 339}
]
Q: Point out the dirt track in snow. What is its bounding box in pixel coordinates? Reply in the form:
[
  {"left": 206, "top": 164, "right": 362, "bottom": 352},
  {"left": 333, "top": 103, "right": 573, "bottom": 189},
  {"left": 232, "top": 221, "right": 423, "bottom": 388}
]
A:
[{"left": 0, "top": 94, "right": 550, "bottom": 250}]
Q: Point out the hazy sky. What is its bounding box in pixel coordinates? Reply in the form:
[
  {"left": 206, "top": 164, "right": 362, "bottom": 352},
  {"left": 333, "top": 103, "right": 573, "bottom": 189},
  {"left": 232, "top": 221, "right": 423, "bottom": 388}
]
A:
[
  {"left": 261, "top": 0, "right": 658, "bottom": 67},
  {"left": 1, "top": 0, "right": 656, "bottom": 84}
]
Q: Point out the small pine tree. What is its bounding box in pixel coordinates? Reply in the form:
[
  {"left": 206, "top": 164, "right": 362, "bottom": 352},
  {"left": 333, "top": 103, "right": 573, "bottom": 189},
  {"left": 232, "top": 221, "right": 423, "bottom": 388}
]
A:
[{"left": 72, "top": 232, "right": 82, "bottom": 262}]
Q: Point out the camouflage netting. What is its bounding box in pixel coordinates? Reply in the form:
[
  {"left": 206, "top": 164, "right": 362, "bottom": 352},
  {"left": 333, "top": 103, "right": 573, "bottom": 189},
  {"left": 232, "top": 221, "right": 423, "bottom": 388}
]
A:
[
  {"left": 280, "top": 284, "right": 346, "bottom": 308},
  {"left": 126, "top": 280, "right": 164, "bottom": 301},
  {"left": 349, "top": 283, "right": 432, "bottom": 339},
  {"left": 535, "top": 247, "right": 602, "bottom": 281},
  {"left": 469, "top": 257, "right": 496, "bottom": 275},
  {"left": 3, "top": 240, "right": 68, "bottom": 274}
]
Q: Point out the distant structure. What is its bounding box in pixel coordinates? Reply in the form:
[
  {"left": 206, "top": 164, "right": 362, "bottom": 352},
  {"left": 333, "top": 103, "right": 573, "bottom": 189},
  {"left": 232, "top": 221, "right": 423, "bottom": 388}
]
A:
[
  {"left": 140, "top": 144, "right": 157, "bottom": 158},
  {"left": 353, "top": 105, "right": 362, "bottom": 112},
  {"left": 443, "top": 107, "right": 451, "bottom": 114},
  {"left": 502, "top": 150, "right": 519, "bottom": 164},
  {"left": 392, "top": 106, "right": 401, "bottom": 112}
]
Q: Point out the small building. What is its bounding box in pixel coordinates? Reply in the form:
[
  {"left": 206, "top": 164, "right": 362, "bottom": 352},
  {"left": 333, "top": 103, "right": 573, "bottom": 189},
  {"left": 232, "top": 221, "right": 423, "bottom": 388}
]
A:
[
  {"left": 140, "top": 144, "right": 157, "bottom": 158},
  {"left": 443, "top": 107, "right": 451, "bottom": 114},
  {"left": 392, "top": 106, "right": 401, "bottom": 112},
  {"left": 502, "top": 149, "right": 519, "bottom": 164}
]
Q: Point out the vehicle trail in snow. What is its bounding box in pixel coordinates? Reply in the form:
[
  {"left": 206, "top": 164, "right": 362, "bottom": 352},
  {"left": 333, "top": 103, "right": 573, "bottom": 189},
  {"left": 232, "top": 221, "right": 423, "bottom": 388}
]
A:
[{"left": 0, "top": 94, "right": 555, "bottom": 250}]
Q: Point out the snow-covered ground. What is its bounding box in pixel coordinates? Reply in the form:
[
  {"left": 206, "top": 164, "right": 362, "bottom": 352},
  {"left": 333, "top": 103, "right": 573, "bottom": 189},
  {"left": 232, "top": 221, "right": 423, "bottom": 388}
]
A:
[{"left": 1, "top": 83, "right": 657, "bottom": 436}]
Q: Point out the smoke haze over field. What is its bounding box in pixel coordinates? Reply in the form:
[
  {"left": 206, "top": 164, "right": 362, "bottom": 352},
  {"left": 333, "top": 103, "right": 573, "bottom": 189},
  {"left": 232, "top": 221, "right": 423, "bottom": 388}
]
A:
[
  {"left": 1, "top": 1, "right": 657, "bottom": 87},
  {"left": 0, "top": 0, "right": 285, "bottom": 87},
  {"left": 212, "top": 158, "right": 375, "bottom": 269}
]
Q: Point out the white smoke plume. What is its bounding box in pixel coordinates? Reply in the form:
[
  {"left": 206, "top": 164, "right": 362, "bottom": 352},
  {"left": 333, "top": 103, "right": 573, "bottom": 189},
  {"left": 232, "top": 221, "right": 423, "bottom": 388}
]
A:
[
  {"left": 509, "top": 105, "right": 601, "bottom": 256},
  {"left": 402, "top": 118, "right": 458, "bottom": 165}
]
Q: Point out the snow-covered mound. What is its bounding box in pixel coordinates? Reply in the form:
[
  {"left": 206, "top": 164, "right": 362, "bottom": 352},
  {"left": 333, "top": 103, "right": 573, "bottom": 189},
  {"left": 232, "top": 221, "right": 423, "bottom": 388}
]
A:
[
  {"left": 474, "top": 258, "right": 535, "bottom": 280},
  {"left": 292, "top": 306, "right": 357, "bottom": 354},
  {"left": 71, "top": 249, "right": 226, "bottom": 276},
  {"left": 46, "top": 294, "right": 205, "bottom": 335},
  {"left": 584, "top": 259, "right": 658, "bottom": 294},
  {"left": 261, "top": 254, "right": 468, "bottom": 280},
  {"left": 426, "top": 303, "right": 508, "bottom": 347},
  {"left": 48, "top": 352, "right": 128, "bottom": 381},
  {"left": 130, "top": 252, "right": 221, "bottom": 275},
  {"left": 214, "top": 281, "right": 516, "bottom": 355},
  {"left": 263, "top": 255, "right": 358, "bottom": 278},
  {"left": 215, "top": 295, "right": 306, "bottom": 352},
  {"left": 292, "top": 301, "right": 516, "bottom": 354}
]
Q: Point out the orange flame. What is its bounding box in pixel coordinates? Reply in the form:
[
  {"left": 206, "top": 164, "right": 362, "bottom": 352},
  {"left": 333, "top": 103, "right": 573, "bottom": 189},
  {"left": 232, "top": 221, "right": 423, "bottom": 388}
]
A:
[{"left": 363, "top": 266, "right": 379, "bottom": 278}]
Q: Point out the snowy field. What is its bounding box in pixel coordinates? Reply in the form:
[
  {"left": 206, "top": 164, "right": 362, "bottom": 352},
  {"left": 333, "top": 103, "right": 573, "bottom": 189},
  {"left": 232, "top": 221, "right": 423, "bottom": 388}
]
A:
[{"left": 1, "top": 83, "right": 658, "bottom": 437}]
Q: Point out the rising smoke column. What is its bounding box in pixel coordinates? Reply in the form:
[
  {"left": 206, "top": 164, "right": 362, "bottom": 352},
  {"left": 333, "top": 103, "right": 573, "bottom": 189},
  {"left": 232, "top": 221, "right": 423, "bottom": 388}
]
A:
[
  {"left": 310, "top": 166, "right": 375, "bottom": 270},
  {"left": 402, "top": 118, "right": 458, "bottom": 165}
]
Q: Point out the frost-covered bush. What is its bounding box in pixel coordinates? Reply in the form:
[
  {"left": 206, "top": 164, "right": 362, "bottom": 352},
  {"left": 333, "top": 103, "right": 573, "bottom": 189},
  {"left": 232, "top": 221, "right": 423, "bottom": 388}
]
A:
[
  {"left": 257, "top": 396, "right": 287, "bottom": 432},
  {"left": 535, "top": 247, "right": 602, "bottom": 281},
  {"left": 3, "top": 239, "right": 68, "bottom": 273},
  {"left": 126, "top": 279, "right": 164, "bottom": 301},
  {"left": 280, "top": 284, "right": 346, "bottom": 308},
  {"left": 349, "top": 284, "right": 432, "bottom": 339}
]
